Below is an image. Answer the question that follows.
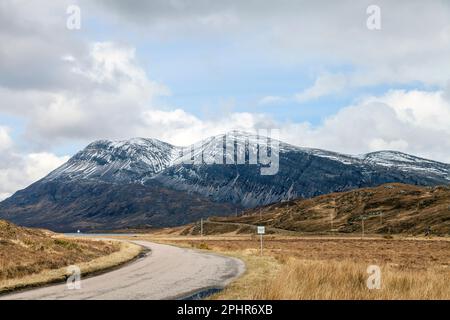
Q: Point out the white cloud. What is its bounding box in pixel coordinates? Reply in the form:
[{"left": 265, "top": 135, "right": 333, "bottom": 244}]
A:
[
  {"left": 198, "top": 12, "right": 239, "bottom": 27},
  {"left": 0, "top": 193, "right": 11, "bottom": 201},
  {"left": 0, "top": 151, "right": 70, "bottom": 200},
  {"left": 24, "top": 153, "right": 70, "bottom": 183},
  {"left": 0, "top": 37, "right": 271, "bottom": 149},
  {"left": 88, "top": 0, "right": 450, "bottom": 88},
  {"left": 0, "top": 126, "right": 13, "bottom": 151},
  {"left": 0, "top": 0, "right": 86, "bottom": 90},
  {"left": 258, "top": 96, "right": 286, "bottom": 106},
  {"left": 368, "top": 90, "right": 450, "bottom": 132},
  {"left": 0, "top": 128, "right": 69, "bottom": 200},
  {"left": 140, "top": 109, "right": 274, "bottom": 146},
  {"left": 295, "top": 73, "right": 348, "bottom": 102},
  {"left": 0, "top": 41, "right": 170, "bottom": 147},
  {"left": 279, "top": 89, "right": 450, "bottom": 163},
  {"left": 368, "top": 138, "right": 408, "bottom": 151}
]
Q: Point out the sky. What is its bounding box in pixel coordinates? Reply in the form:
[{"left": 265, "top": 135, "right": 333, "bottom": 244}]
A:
[{"left": 1, "top": 0, "right": 450, "bottom": 199}]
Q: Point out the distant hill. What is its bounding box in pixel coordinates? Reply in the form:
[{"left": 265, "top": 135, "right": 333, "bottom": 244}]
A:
[
  {"left": 182, "top": 183, "right": 450, "bottom": 236},
  {"left": 1, "top": 131, "right": 449, "bottom": 232}
]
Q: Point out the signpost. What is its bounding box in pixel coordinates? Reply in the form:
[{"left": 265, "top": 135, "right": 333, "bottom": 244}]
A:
[{"left": 257, "top": 226, "right": 265, "bottom": 255}]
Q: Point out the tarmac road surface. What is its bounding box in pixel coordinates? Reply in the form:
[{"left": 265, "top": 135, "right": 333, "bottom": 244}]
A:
[{"left": 1, "top": 241, "right": 245, "bottom": 300}]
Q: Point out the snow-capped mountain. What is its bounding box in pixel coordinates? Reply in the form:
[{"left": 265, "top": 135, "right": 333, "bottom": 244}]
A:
[
  {"left": 1, "top": 131, "right": 449, "bottom": 231},
  {"left": 43, "top": 131, "right": 450, "bottom": 187},
  {"left": 154, "top": 132, "right": 450, "bottom": 207},
  {"left": 361, "top": 151, "right": 450, "bottom": 177},
  {"left": 45, "top": 138, "right": 181, "bottom": 183},
  {"left": 302, "top": 149, "right": 450, "bottom": 178}
]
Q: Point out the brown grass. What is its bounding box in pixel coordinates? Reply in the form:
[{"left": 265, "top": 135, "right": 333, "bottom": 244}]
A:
[
  {"left": 203, "top": 183, "right": 450, "bottom": 236},
  {"left": 252, "top": 258, "right": 449, "bottom": 300},
  {"left": 0, "top": 241, "right": 142, "bottom": 293},
  {"left": 0, "top": 220, "right": 143, "bottom": 293},
  {"left": 140, "top": 234, "right": 450, "bottom": 300}
]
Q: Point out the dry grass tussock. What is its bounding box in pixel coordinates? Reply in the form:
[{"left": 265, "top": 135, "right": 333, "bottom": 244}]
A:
[
  {"left": 144, "top": 235, "right": 450, "bottom": 300},
  {"left": 0, "top": 220, "right": 142, "bottom": 293},
  {"left": 252, "top": 258, "right": 449, "bottom": 300}
]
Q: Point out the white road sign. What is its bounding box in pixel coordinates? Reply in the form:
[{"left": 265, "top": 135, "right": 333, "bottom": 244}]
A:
[{"left": 257, "top": 226, "right": 265, "bottom": 235}]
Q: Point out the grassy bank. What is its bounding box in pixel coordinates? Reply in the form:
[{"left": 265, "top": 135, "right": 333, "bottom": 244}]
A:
[
  {"left": 0, "top": 220, "right": 142, "bottom": 294},
  {"left": 139, "top": 235, "right": 450, "bottom": 300}
]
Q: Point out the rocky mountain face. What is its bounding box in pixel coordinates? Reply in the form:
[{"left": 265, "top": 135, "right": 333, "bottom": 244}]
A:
[
  {"left": 45, "top": 138, "right": 180, "bottom": 183},
  {"left": 0, "top": 131, "right": 449, "bottom": 232},
  {"left": 0, "top": 179, "right": 235, "bottom": 232},
  {"left": 155, "top": 132, "right": 450, "bottom": 207}
]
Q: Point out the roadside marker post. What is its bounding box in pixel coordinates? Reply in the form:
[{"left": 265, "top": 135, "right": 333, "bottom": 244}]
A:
[
  {"left": 362, "top": 219, "right": 364, "bottom": 238},
  {"left": 362, "top": 218, "right": 365, "bottom": 239},
  {"left": 257, "top": 226, "right": 265, "bottom": 255},
  {"left": 358, "top": 215, "right": 368, "bottom": 239},
  {"left": 200, "top": 218, "right": 203, "bottom": 237},
  {"left": 330, "top": 213, "right": 333, "bottom": 232}
]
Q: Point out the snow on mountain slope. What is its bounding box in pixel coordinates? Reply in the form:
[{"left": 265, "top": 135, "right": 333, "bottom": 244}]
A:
[
  {"left": 151, "top": 132, "right": 450, "bottom": 207},
  {"left": 302, "top": 149, "right": 361, "bottom": 165},
  {"left": 45, "top": 138, "right": 181, "bottom": 183},
  {"left": 305, "top": 149, "right": 450, "bottom": 180},
  {"left": 361, "top": 151, "right": 450, "bottom": 177},
  {"left": 45, "top": 132, "right": 450, "bottom": 185}
]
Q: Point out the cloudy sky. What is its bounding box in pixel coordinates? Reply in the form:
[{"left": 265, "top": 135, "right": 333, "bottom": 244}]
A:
[{"left": 1, "top": 0, "right": 450, "bottom": 199}]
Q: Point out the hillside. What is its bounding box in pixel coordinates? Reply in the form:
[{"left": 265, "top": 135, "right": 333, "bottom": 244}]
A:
[
  {"left": 0, "top": 180, "right": 236, "bottom": 232},
  {"left": 0, "top": 220, "right": 121, "bottom": 282},
  {"left": 1, "top": 131, "right": 449, "bottom": 232},
  {"left": 181, "top": 183, "right": 450, "bottom": 235}
]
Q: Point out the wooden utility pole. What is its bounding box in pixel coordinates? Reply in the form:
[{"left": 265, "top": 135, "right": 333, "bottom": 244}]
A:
[{"left": 200, "top": 218, "right": 203, "bottom": 237}]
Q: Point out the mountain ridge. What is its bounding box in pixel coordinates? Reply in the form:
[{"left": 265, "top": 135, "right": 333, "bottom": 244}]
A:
[
  {"left": 0, "top": 131, "right": 449, "bottom": 231},
  {"left": 42, "top": 132, "right": 450, "bottom": 185}
]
